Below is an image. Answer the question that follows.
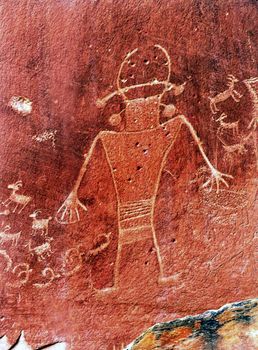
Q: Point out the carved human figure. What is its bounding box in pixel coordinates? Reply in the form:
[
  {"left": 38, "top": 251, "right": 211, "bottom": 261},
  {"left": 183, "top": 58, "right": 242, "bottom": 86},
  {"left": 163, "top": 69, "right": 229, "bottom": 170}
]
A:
[{"left": 56, "top": 45, "right": 233, "bottom": 292}]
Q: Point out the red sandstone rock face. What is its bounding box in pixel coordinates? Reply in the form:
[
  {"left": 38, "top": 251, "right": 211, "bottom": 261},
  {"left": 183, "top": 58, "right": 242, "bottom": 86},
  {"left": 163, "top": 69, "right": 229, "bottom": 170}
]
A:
[{"left": 0, "top": 1, "right": 257, "bottom": 349}]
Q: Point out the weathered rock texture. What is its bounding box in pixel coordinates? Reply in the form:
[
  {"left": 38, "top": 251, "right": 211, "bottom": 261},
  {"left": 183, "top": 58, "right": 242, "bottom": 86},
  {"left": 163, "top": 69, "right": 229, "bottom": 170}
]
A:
[
  {"left": 125, "top": 299, "right": 258, "bottom": 350},
  {"left": 0, "top": 0, "right": 257, "bottom": 349}
]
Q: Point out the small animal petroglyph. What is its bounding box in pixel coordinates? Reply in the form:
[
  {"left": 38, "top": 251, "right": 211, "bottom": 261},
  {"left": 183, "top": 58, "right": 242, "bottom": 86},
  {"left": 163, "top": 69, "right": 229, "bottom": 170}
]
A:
[
  {"left": 29, "top": 210, "right": 52, "bottom": 237},
  {"left": 32, "top": 129, "right": 57, "bottom": 148},
  {"left": 244, "top": 77, "right": 258, "bottom": 130},
  {"left": 217, "top": 132, "right": 252, "bottom": 172},
  {"left": 0, "top": 250, "right": 12, "bottom": 272},
  {"left": 216, "top": 113, "right": 239, "bottom": 136},
  {"left": 3, "top": 181, "right": 31, "bottom": 214},
  {"left": 8, "top": 96, "right": 32, "bottom": 116},
  {"left": 0, "top": 225, "right": 21, "bottom": 246},
  {"left": 218, "top": 132, "right": 252, "bottom": 155},
  {"left": 28, "top": 239, "right": 53, "bottom": 261},
  {"left": 209, "top": 74, "right": 242, "bottom": 114}
]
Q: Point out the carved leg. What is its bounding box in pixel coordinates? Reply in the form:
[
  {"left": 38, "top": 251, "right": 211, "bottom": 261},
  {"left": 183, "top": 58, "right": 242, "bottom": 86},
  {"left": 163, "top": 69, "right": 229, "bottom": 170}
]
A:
[
  {"left": 210, "top": 101, "right": 218, "bottom": 114},
  {"left": 151, "top": 229, "right": 167, "bottom": 283},
  {"left": 95, "top": 244, "right": 121, "bottom": 294},
  {"left": 2, "top": 198, "right": 11, "bottom": 206},
  {"left": 18, "top": 202, "right": 28, "bottom": 214},
  {"left": 231, "top": 90, "right": 242, "bottom": 102},
  {"left": 13, "top": 203, "right": 19, "bottom": 213}
]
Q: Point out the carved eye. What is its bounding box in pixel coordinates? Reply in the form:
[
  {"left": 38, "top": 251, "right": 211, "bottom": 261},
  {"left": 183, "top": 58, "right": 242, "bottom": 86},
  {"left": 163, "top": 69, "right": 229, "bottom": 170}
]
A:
[
  {"left": 163, "top": 104, "right": 177, "bottom": 118},
  {"left": 109, "top": 113, "right": 122, "bottom": 127}
]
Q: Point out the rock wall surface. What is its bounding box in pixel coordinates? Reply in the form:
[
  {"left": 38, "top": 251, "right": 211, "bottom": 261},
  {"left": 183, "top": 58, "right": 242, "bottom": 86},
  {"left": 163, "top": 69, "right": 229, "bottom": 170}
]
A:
[{"left": 0, "top": 0, "right": 257, "bottom": 349}]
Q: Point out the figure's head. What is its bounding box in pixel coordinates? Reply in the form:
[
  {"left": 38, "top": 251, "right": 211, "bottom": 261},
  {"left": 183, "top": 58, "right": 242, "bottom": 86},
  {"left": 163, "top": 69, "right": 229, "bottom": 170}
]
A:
[
  {"left": 97, "top": 45, "right": 172, "bottom": 107},
  {"left": 97, "top": 45, "right": 173, "bottom": 131},
  {"left": 8, "top": 180, "right": 23, "bottom": 191},
  {"left": 117, "top": 45, "right": 172, "bottom": 100}
]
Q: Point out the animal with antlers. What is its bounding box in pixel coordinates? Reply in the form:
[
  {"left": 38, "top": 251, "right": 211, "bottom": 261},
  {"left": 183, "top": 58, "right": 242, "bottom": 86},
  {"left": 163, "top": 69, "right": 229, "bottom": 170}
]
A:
[
  {"left": 216, "top": 113, "right": 239, "bottom": 137},
  {"left": 0, "top": 225, "right": 21, "bottom": 247},
  {"left": 29, "top": 210, "right": 52, "bottom": 237},
  {"left": 217, "top": 132, "right": 252, "bottom": 172},
  {"left": 2, "top": 181, "right": 31, "bottom": 214},
  {"left": 209, "top": 74, "right": 242, "bottom": 114}
]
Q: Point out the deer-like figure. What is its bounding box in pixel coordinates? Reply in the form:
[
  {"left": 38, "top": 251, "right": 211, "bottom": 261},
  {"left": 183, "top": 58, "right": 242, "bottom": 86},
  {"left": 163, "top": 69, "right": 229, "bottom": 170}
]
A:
[
  {"left": 29, "top": 210, "right": 52, "bottom": 237},
  {"left": 217, "top": 132, "right": 252, "bottom": 172},
  {"left": 216, "top": 113, "right": 239, "bottom": 136},
  {"left": 2, "top": 181, "right": 31, "bottom": 214},
  {"left": 28, "top": 240, "right": 53, "bottom": 261},
  {"left": 0, "top": 225, "right": 21, "bottom": 247},
  {"left": 209, "top": 74, "right": 242, "bottom": 114}
]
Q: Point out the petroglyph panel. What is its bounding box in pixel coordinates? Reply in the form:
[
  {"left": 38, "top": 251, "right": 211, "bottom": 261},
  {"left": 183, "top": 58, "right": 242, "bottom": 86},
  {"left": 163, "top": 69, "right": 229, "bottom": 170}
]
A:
[{"left": 0, "top": 1, "right": 257, "bottom": 349}]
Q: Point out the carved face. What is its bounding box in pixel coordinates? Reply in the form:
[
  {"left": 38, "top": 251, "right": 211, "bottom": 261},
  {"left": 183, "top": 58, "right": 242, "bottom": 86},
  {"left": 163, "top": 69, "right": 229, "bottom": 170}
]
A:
[{"left": 118, "top": 45, "right": 171, "bottom": 100}]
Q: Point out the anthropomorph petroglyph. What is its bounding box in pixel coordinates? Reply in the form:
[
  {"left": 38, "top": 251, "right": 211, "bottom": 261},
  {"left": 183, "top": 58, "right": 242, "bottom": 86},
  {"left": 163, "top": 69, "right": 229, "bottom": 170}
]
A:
[
  {"left": 2, "top": 181, "right": 31, "bottom": 214},
  {"left": 209, "top": 74, "right": 242, "bottom": 114},
  {"left": 56, "top": 45, "right": 233, "bottom": 292}
]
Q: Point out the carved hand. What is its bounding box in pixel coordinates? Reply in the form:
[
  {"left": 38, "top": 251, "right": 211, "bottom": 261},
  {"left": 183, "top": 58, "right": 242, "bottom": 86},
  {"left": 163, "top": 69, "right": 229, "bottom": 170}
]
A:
[
  {"left": 202, "top": 167, "right": 233, "bottom": 193},
  {"left": 56, "top": 191, "right": 87, "bottom": 224}
]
